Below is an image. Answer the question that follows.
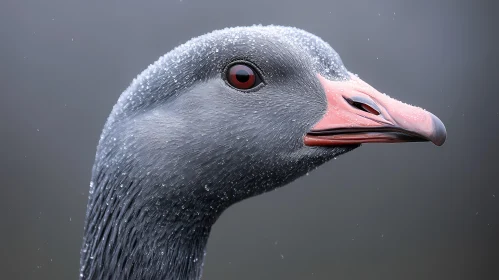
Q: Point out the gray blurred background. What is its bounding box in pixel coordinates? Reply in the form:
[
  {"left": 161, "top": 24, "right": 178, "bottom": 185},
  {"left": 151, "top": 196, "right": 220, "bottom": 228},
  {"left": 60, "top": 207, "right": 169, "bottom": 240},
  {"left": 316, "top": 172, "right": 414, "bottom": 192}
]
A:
[{"left": 1, "top": 0, "right": 498, "bottom": 279}]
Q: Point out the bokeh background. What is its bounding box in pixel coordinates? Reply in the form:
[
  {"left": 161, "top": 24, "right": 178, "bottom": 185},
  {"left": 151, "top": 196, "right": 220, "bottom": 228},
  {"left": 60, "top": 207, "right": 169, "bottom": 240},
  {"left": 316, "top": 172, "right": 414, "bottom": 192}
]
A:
[{"left": 1, "top": 0, "right": 498, "bottom": 279}]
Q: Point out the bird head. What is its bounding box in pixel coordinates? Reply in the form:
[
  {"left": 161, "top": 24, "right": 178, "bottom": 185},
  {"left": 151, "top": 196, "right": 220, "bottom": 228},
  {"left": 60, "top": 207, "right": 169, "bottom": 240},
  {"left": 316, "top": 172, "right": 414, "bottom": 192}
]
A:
[{"left": 94, "top": 25, "right": 446, "bottom": 214}]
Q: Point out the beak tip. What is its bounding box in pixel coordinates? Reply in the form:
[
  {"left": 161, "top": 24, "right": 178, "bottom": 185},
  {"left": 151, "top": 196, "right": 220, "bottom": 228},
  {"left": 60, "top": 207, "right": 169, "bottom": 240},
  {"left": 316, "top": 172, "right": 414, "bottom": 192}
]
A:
[{"left": 430, "top": 114, "right": 447, "bottom": 146}]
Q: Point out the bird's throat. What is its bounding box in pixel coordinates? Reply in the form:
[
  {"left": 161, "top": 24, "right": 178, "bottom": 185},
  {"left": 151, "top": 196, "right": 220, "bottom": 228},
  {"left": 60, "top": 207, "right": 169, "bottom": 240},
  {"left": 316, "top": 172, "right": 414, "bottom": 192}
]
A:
[{"left": 80, "top": 175, "right": 212, "bottom": 280}]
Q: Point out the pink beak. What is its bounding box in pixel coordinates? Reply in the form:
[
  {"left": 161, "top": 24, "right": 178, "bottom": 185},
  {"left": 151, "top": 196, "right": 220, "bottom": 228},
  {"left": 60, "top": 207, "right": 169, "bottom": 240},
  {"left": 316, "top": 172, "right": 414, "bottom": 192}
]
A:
[{"left": 304, "top": 73, "right": 447, "bottom": 146}]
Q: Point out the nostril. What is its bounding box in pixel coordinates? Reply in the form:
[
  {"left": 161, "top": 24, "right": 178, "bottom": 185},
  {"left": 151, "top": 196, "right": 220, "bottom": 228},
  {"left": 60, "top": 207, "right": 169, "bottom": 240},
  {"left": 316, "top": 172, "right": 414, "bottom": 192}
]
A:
[{"left": 344, "top": 97, "right": 380, "bottom": 115}]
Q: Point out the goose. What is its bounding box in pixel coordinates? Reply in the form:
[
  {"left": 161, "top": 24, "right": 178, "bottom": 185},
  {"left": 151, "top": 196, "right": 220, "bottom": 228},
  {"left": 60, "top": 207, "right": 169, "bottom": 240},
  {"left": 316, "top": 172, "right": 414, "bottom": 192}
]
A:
[{"left": 80, "top": 25, "right": 446, "bottom": 280}]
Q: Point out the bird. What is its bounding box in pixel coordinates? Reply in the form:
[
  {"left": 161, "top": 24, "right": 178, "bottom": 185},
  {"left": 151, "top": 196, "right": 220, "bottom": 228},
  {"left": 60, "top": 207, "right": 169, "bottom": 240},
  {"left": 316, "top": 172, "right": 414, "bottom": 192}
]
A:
[{"left": 80, "top": 25, "right": 446, "bottom": 280}]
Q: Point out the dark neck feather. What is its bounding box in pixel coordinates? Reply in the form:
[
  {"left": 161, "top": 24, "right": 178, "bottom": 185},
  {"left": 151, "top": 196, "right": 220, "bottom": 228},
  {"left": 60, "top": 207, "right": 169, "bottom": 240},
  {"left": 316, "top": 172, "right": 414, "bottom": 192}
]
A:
[{"left": 80, "top": 172, "right": 213, "bottom": 280}]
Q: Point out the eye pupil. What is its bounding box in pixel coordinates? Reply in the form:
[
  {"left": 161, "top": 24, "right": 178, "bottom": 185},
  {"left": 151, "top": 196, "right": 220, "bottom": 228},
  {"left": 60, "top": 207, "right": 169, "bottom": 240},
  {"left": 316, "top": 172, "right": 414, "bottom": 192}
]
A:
[
  {"left": 235, "top": 70, "right": 250, "bottom": 82},
  {"left": 226, "top": 63, "right": 259, "bottom": 90}
]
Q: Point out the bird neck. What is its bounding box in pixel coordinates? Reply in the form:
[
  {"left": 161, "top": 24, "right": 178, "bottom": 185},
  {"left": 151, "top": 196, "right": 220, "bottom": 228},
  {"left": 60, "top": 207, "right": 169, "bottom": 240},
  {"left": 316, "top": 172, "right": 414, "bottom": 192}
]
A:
[{"left": 80, "top": 174, "right": 213, "bottom": 280}]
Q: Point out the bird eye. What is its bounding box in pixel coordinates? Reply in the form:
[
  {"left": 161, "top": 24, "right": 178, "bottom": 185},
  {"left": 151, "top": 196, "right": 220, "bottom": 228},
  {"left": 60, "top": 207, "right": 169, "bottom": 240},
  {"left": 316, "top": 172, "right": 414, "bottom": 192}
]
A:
[{"left": 226, "top": 64, "right": 261, "bottom": 90}]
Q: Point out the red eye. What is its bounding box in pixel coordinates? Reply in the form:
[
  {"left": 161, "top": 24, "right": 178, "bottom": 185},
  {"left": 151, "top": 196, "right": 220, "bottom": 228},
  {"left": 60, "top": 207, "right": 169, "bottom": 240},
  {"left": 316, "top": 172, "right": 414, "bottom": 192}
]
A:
[{"left": 227, "top": 64, "right": 257, "bottom": 89}]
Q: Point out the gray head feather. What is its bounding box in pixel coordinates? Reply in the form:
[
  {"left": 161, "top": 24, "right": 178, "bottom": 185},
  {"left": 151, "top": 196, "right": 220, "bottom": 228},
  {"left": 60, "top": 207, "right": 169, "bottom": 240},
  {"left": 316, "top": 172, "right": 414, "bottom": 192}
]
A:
[{"left": 80, "top": 25, "right": 356, "bottom": 280}]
